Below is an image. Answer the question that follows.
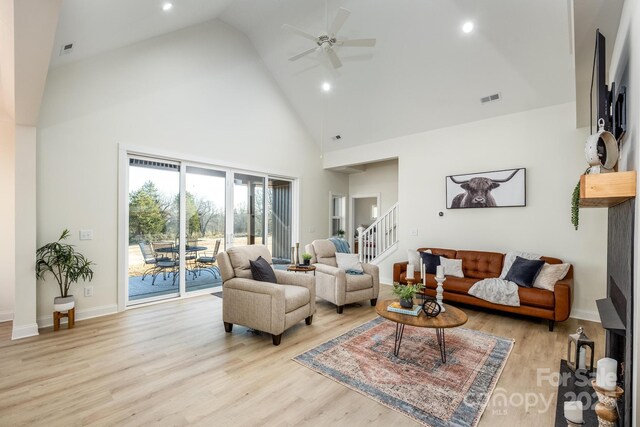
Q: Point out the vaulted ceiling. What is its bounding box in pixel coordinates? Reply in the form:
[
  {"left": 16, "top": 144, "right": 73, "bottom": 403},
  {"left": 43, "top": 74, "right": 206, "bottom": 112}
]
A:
[{"left": 46, "top": 0, "right": 622, "bottom": 151}]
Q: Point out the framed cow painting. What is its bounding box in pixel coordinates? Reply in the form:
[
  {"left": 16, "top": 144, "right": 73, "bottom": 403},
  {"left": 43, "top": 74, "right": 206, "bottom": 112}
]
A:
[{"left": 446, "top": 168, "right": 526, "bottom": 209}]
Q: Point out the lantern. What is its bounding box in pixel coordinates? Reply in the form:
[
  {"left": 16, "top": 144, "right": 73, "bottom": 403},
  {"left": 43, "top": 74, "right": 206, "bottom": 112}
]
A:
[{"left": 567, "top": 326, "right": 595, "bottom": 373}]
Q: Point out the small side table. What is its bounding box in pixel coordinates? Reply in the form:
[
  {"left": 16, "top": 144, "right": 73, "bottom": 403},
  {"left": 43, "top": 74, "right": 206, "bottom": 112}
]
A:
[
  {"left": 287, "top": 265, "right": 316, "bottom": 275},
  {"left": 53, "top": 308, "right": 75, "bottom": 331}
]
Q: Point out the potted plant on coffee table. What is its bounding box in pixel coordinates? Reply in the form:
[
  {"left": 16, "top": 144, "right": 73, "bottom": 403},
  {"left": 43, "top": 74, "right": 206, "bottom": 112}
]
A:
[
  {"left": 392, "top": 282, "right": 425, "bottom": 308},
  {"left": 36, "top": 229, "right": 95, "bottom": 312}
]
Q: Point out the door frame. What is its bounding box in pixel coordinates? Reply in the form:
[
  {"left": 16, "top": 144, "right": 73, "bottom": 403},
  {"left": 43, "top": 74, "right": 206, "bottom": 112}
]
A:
[{"left": 348, "top": 193, "right": 381, "bottom": 249}]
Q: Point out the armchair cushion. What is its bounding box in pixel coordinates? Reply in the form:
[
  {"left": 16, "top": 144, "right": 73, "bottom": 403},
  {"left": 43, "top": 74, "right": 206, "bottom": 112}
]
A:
[
  {"left": 312, "top": 240, "right": 338, "bottom": 267},
  {"left": 249, "top": 256, "right": 277, "bottom": 283},
  {"left": 227, "top": 246, "right": 273, "bottom": 279},
  {"left": 335, "top": 253, "right": 363, "bottom": 273}
]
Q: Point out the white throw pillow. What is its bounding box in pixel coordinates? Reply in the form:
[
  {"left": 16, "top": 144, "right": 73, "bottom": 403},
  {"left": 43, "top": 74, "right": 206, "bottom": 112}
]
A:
[
  {"left": 499, "top": 251, "right": 541, "bottom": 279},
  {"left": 336, "top": 252, "right": 364, "bottom": 272},
  {"left": 533, "top": 263, "right": 570, "bottom": 291},
  {"left": 439, "top": 257, "right": 464, "bottom": 278},
  {"left": 407, "top": 249, "right": 431, "bottom": 267}
]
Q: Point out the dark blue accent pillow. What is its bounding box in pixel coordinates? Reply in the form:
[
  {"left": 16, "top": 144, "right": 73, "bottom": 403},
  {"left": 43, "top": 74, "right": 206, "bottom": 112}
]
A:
[
  {"left": 249, "top": 256, "right": 277, "bottom": 283},
  {"left": 504, "top": 256, "right": 545, "bottom": 288},
  {"left": 419, "top": 252, "right": 442, "bottom": 275}
]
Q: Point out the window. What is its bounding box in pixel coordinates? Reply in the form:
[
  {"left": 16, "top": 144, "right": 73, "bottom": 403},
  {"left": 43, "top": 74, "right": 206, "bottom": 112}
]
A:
[{"left": 330, "top": 194, "right": 345, "bottom": 236}]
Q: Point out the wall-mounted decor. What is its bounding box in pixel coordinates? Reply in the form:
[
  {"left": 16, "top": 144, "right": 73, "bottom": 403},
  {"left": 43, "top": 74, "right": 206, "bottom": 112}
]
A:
[{"left": 446, "top": 168, "right": 526, "bottom": 209}]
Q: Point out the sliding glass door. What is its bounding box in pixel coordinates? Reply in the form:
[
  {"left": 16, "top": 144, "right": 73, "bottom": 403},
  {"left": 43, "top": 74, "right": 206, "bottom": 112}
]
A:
[
  {"left": 184, "top": 166, "right": 226, "bottom": 293},
  {"left": 125, "top": 155, "right": 296, "bottom": 306},
  {"left": 127, "top": 158, "right": 181, "bottom": 302}
]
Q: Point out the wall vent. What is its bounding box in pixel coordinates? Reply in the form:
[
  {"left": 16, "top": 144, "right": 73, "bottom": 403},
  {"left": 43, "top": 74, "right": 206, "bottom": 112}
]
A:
[
  {"left": 480, "top": 92, "right": 502, "bottom": 104},
  {"left": 59, "top": 43, "right": 74, "bottom": 56},
  {"left": 331, "top": 135, "right": 342, "bottom": 141}
]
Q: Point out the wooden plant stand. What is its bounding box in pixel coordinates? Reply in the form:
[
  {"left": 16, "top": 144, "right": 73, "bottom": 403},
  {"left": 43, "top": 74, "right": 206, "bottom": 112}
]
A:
[{"left": 53, "top": 308, "right": 75, "bottom": 331}]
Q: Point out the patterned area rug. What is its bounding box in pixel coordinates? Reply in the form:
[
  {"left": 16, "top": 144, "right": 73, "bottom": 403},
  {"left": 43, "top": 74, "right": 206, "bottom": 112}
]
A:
[{"left": 294, "top": 317, "right": 513, "bottom": 426}]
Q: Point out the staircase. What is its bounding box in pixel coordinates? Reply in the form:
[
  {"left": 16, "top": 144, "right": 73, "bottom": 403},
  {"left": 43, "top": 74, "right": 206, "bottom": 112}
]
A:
[{"left": 356, "top": 202, "right": 399, "bottom": 264}]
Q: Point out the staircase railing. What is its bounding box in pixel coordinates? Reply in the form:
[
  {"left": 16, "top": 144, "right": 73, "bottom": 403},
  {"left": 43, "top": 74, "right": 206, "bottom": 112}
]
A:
[{"left": 357, "top": 202, "right": 399, "bottom": 263}]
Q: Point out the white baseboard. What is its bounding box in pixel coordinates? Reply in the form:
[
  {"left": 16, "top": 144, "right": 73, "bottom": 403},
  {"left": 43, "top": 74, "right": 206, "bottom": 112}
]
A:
[
  {"left": 570, "top": 309, "right": 601, "bottom": 323},
  {"left": 12, "top": 322, "right": 39, "bottom": 340},
  {"left": 0, "top": 310, "right": 13, "bottom": 323},
  {"left": 37, "top": 304, "right": 119, "bottom": 328},
  {"left": 380, "top": 276, "right": 393, "bottom": 286}
]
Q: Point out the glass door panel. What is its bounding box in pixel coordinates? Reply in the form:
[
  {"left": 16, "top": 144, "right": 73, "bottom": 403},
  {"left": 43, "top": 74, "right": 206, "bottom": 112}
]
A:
[
  {"left": 184, "top": 166, "right": 226, "bottom": 293},
  {"left": 233, "top": 173, "right": 265, "bottom": 248},
  {"left": 127, "top": 158, "right": 180, "bottom": 304},
  {"left": 267, "top": 178, "right": 292, "bottom": 264}
]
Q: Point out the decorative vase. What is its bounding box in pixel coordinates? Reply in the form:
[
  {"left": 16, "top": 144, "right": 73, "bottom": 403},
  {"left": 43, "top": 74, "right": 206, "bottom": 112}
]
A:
[
  {"left": 400, "top": 297, "right": 413, "bottom": 308},
  {"left": 54, "top": 295, "right": 75, "bottom": 312},
  {"left": 303, "top": 259, "right": 310, "bottom": 266}
]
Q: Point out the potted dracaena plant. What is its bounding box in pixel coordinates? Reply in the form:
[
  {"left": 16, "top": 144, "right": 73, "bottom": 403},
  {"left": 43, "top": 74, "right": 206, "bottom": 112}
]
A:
[
  {"left": 36, "top": 229, "right": 95, "bottom": 312},
  {"left": 392, "top": 282, "right": 425, "bottom": 308}
]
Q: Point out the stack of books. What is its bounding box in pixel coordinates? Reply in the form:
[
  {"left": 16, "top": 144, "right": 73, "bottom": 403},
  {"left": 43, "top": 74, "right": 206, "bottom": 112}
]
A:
[{"left": 387, "top": 302, "right": 422, "bottom": 316}]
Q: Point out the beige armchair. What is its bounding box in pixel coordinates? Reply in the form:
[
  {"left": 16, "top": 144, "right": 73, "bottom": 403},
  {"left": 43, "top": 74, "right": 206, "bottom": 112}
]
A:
[
  {"left": 217, "top": 245, "right": 316, "bottom": 345},
  {"left": 305, "top": 240, "right": 379, "bottom": 314}
]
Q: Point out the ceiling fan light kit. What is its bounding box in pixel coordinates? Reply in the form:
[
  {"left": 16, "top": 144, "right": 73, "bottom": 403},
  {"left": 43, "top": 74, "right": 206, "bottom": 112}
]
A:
[{"left": 282, "top": 7, "right": 377, "bottom": 69}]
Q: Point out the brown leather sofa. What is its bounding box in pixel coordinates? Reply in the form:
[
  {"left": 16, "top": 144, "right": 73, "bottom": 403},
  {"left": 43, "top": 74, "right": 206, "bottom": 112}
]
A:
[{"left": 393, "top": 247, "right": 573, "bottom": 331}]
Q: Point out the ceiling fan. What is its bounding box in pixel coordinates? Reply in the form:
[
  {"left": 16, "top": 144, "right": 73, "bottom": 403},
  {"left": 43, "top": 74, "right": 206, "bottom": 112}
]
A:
[{"left": 282, "top": 7, "right": 376, "bottom": 69}]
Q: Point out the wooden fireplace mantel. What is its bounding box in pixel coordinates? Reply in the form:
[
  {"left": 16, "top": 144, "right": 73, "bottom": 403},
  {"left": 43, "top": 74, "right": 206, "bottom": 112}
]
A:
[{"left": 580, "top": 170, "right": 637, "bottom": 208}]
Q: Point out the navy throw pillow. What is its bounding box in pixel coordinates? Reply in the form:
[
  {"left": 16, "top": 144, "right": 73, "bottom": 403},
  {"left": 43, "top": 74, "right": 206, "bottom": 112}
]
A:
[
  {"left": 419, "top": 252, "right": 442, "bottom": 275},
  {"left": 504, "top": 256, "right": 545, "bottom": 288},
  {"left": 249, "top": 256, "right": 277, "bottom": 283}
]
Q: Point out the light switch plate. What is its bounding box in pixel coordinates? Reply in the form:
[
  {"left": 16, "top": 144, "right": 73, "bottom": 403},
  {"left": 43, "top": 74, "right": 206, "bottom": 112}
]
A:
[
  {"left": 79, "top": 229, "right": 93, "bottom": 240},
  {"left": 84, "top": 286, "right": 93, "bottom": 297},
  {"left": 409, "top": 228, "right": 418, "bottom": 236}
]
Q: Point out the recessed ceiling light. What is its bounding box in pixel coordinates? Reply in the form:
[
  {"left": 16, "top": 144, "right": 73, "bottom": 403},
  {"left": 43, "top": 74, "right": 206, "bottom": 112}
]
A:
[
  {"left": 462, "top": 21, "right": 474, "bottom": 33},
  {"left": 322, "top": 82, "right": 331, "bottom": 92},
  {"left": 162, "top": 2, "right": 173, "bottom": 11}
]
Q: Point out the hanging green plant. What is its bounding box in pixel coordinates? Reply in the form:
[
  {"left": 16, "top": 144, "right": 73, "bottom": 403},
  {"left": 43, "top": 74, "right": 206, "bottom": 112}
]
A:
[{"left": 571, "top": 180, "right": 581, "bottom": 230}]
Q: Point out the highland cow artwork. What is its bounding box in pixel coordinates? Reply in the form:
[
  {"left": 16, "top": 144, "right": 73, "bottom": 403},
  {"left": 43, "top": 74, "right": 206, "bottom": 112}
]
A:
[{"left": 446, "top": 168, "right": 526, "bottom": 209}]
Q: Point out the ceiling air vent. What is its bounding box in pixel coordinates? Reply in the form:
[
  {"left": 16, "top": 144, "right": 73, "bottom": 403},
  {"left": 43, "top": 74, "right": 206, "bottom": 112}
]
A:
[
  {"left": 59, "top": 43, "right": 74, "bottom": 56},
  {"left": 481, "top": 92, "right": 502, "bottom": 104}
]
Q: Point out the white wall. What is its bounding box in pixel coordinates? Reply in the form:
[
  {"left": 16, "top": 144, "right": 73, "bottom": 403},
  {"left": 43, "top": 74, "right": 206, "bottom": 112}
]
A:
[
  {"left": 348, "top": 159, "right": 398, "bottom": 213},
  {"left": 0, "top": 118, "right": 15, "bottom": 322},
  {"left": 36, "top": 19, "right": 348, "bottom": 323},
  {"left": 325, "top": 103, "right": 608, "bottom": 319},
  {"left": 354, "top": 197, "right": 377, "bottom": 229}
]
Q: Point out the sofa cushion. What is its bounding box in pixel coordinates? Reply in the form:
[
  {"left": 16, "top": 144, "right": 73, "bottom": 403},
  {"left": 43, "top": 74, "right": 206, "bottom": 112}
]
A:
[
  {"left": 499, "top": 251, "right": 541, "bottom": 279},
  {"left": 420, "top": 252, "right": 441, "bottom": 274},
  {"left": 518, "top": 286, "right": 554, "bottom": 309},
  {"left": 505, "top": 256, "right": 545, "bottom": 288},
  {"left": 249, "top": 256, "right": 277, "bottom": 283},
  {"left": 284, "top": 286, "right": 310, "bottom": 313},
  {"left": 439, "top": 257, "right": 464, "bottom": 278},
  {"left": 456, "top": 250, "right": 503, "bottom": 280},
  {"left": 418, "top": 247, "right": 457, "bottom": 259},
  {"left": 346, "top": 273, "right": 373, "bottom": 292},
  {"left": 533, "top": 263, "right": 571, "bottom": 291}
]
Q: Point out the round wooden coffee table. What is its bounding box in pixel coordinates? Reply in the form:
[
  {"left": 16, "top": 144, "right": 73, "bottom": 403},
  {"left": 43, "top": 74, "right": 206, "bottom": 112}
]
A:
[{"left": 375, "top": 299, "right": 468, "bottom": 363}]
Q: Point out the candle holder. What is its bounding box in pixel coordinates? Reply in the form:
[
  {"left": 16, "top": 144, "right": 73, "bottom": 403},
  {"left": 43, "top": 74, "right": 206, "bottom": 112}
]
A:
[
  {"left": 591, "top": 379, "right": 624, "bottom": 427},
  {"left": 434, "top": 276, "right": 446, "bottom": 312},
  {"left": 565, "top": 420, "right": 584, "bottom": 427}
]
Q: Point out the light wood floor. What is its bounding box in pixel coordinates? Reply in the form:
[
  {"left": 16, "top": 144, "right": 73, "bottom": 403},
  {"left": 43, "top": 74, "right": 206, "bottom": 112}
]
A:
[{"left": 0, "top": 285, "right": 603, "bottom": 426}]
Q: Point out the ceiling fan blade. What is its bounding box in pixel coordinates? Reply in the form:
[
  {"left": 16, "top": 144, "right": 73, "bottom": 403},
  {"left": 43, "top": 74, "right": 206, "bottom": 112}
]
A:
[
  {"left": 281, "top": 24, "right": 318, "bottom": 42},
  {"left": 288, "top": 47, "right": 318, "bottom": 61},
  {"left": 324, "top": 46, "right": 342, "bottom": 69},
  {"left": 328, "top": 7, "right": 350, "bottom": 36},
  {"left": 337, "top": 38, "right": 377, "bottom": 47}
]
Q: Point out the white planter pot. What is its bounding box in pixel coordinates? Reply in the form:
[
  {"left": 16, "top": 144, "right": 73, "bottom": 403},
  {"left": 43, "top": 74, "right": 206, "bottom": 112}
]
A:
[{"left": 54, "top": 295, "right": 75, "bottom": 312}]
